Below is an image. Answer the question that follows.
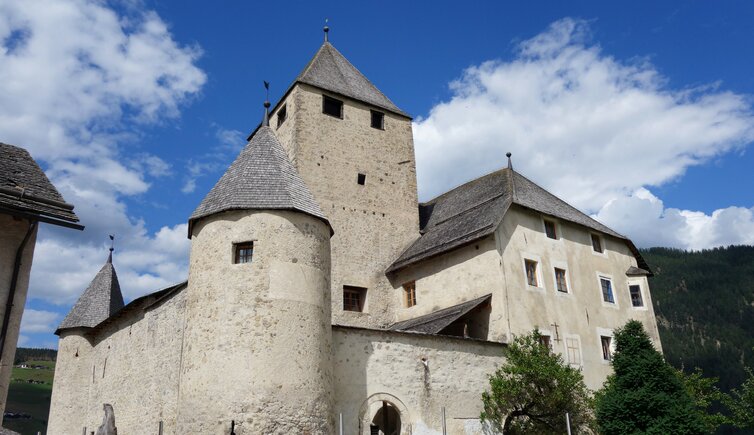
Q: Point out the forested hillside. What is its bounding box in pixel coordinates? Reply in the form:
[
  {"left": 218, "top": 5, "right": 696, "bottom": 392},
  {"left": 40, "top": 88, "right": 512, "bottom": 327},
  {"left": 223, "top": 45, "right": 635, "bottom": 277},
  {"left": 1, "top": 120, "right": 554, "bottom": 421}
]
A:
[
  {"left": 642, "top": 246, "right": 754, "bottom": 392},
  {"left": 13, "top": 348, "right": 56, "bottom": 365}
]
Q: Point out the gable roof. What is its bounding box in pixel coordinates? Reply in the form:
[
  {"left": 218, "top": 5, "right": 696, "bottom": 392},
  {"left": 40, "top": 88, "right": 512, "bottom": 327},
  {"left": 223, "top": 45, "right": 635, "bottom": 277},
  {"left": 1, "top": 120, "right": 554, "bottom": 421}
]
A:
[
  {"left": 57, "top": 254, "right": 124, "bottom": 332},
  {"left": 390, "top": 294, "right": 492, "bottom": 334},
  {"left": 388, "top": 168, "right": 650, "bottom": 274},
  {"left": 0, "top": 142, "right": 81, "bottom": 229},
  {"left": 189, "top": 126, "right": 331, "bottom": 236},
  {"left": 295, "top": 42, "right": 409, "bottom": 118}
]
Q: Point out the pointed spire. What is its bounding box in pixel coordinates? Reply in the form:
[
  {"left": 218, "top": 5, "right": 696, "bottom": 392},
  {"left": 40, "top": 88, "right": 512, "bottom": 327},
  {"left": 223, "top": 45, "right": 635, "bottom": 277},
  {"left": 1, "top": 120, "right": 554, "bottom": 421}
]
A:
[
  {"left": 323, "top": 19, "right": 329, "bottom": 42},
  {"left": 262, "top": 81, "right": 271, "bottom": 127}
]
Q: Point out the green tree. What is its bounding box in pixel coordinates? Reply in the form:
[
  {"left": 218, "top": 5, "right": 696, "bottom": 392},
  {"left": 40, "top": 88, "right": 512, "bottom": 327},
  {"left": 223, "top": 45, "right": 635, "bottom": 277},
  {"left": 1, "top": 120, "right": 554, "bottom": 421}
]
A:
[
  {"left": 729, "top": 367, "right": 754, "bottom": 429},
  {"left": 480, "top": 330, "right": 593, "bottom": 434},
  {"left": 596, "top": 320, "right": 706, "bottom": 434},
  {"left": 674, "top": 367, "right": 730, "bottom": 432}
]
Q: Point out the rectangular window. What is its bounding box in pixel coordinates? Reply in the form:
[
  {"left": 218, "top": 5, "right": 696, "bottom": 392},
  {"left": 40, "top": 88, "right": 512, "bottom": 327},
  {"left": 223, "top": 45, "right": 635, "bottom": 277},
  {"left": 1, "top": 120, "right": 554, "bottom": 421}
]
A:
[
  {"left": 600, "top": 277, "right": 615, "bottom": 304},
  {"left": 343, "top": 286, "right": 366, "bottom": 312},
  {"left": 403, "top": 281, "right": 416, "bottom": 307},
  {"left": 539, "top": 334, "right": 551, "bottom": 351},
  {"left": 591, "top": 233, "right": 603, "bottom": 253},
  {"left": 322, "top": 95, "right": 343, "bottom": 118},
  {"left": 234, "top": 242, "right": 254, "bottom": 264},
  {"left": 357, "top": 173, "right": 366, "bottom": 185},
  {"left": 566, "top": 337, "right": 581, "bottom": 366},
  {"left": 555, "top": 268, "right": 568, "bottom": 293},
  {"left": 370, "top": 110, "right": 384, "bottom": 129},
  {"left": 544, "top": 219, "right": 557, "bottom": 239},
  {"left": 277, "top": 104, "right": 287, "bottom": 128},
  {"left": 629, "top": 284, "right": 644, "bottom": 307},
  {"left": 601, "top": 336, "right": 612, "bottom": 361},
  {"left": 525, "top": 259, "right": 538, "bottom": 287}
]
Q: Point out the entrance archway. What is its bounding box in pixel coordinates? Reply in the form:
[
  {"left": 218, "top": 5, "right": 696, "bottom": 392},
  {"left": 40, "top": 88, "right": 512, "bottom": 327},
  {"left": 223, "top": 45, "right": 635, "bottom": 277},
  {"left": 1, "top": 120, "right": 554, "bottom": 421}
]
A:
[
  {"left": 370, "top": 401, "right": 401, "bottom": 435},
  {"left": 359, "top": 393, "right": 411, "bottom": 435}
]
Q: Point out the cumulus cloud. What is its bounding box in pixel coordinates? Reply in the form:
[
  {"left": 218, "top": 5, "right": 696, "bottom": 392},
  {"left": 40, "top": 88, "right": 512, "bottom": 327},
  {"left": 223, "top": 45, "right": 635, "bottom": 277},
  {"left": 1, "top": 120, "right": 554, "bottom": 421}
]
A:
[
  {"left": 20, "top": 309, "right": 59, "bottom": 334},
  {"left": 414, "top": 18, "right": 754, "bottom": 248},
  {"left": 0, "top": 0, "right": 205, "bottom": 305},
  {"left": 181, "top": 126, "right": 245, "bottom": 194}
]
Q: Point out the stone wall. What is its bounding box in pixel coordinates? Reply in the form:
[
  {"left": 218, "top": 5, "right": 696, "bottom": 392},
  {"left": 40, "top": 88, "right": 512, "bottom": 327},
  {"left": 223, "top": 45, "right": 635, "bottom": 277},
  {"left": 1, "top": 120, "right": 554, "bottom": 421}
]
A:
[
  {"left": 270, "top": 84, "right": 420, "bottom": 329},
  {"left": 47, "top": 286, "right": 187, "bottom": 435},
  {"left": 332, "top": 326, "right": 504, "bottom": 435},
  {"left": 177, "top": 210, "right": 333, "bottom": 434},
  {"left": 0, "top": 214, "right": 37, "bottom": 417}
]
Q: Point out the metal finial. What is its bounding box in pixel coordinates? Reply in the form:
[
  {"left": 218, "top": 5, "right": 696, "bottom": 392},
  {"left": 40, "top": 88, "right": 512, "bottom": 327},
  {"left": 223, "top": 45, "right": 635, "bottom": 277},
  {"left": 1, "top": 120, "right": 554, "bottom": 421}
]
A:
[
  {"left": 262, "top": 81, "right": 271, "bottom": 127},
  {"left": 506, "top": 152, "right": 512, "bottom": 169},
  {"left": 324, "top": 18, "right": 329, "bottom": 42},
  {"left": 108, "top": 234, "right": 115, "bottom": 263}
]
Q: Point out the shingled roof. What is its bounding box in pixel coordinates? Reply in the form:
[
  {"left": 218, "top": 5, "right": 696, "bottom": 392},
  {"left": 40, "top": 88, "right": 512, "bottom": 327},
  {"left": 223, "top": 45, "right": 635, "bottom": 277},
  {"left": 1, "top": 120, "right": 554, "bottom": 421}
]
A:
[
  {"left": 390, "top": 294, "right": 492, "bottom": 335},
  {"left": 0, "top": 142, "right": 81, "bottom": 228},
  {"left": 189, "top": 126, "right": 331, "bottom": 236},
  {"left": 296, "top": 42, "right": 409, "bottom": 117},
  {"left": 57, "top": 253, "right": 124, "bottom": 332},
  {"left": 388, "top": 168, "right": 650, "bottom": 274}
]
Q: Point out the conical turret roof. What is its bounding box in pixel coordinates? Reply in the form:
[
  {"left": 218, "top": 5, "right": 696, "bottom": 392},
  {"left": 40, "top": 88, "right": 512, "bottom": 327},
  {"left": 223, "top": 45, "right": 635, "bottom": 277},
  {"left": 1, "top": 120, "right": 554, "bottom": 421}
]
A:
[
  {"left": 296, "top": 42, "right": 409, "bottom": 117},
  {"left": 57, "top": 253, "right": 124, "bottom": 332},
  {"left": 188, "top": 126, "right": 331, "bottom": 235}
]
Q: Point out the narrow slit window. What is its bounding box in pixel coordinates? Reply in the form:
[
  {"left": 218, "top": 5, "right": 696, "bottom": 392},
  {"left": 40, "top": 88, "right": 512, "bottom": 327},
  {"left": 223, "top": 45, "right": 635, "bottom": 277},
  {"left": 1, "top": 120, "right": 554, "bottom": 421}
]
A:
[
  {"left": 234, "top": 242, "right": 254, "bottom": 264},
  {"left": 525, "top": 259, "right": 538, "bottom": 287},
  {"left": 600, "top": 277, "right": 614, "bottom": 304},
  {"left": 357, "top": 173, "right": 366, "bottom": 185},
  {"left": 343, "top": 286, "right": 366, "bottom": 312},
  {"left": 591, "top": 234, "right": 603, "bottom": 253},
  {"left": 322, "top": 95, "right": 343, "bottom": 118},
  {"left": 403, "top": 281, "right": 416, "bottom": 307},
  {"left": 555, "top": 268, "right": 568, "bottom": 293},
  {"left": 370, "top": 110, "right": 384, "bottom": 129},
  {"left": 277, "top": 104, "right": 287, "bottom": 128},
  {"left": 601, "top": 336, "right": 612, "bottom": 361},
  {"left": 629, "top": 284, "right": 644, "bottom": 307},
  {"left": 544, "top": 219, "right": 557, "bottom": 239}
]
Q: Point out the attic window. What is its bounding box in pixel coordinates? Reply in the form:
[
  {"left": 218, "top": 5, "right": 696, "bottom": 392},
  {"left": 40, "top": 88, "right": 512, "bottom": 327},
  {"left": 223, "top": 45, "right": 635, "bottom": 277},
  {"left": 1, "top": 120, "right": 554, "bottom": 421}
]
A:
[
  {"left": 544, "top": 219, "right": 557, "bottom": 239},
  {"left": 370, "top": 110, "right": 384, "bottom": 129},
  {"left": 277, "top": 104, "right": 287, "bottom": 128},
  {"left": 591, "top": 234, "right": 604, "bottom": 253},
  {"left": 403, "top": 281, "right": 416, "bottom": 307},
  {"left": 234, "top": 242, "right": 254, "bottom": 264},
  {"left": 357, "top": 173, "right": 366, "bottom": 185},
  {"left": 323, "top": 95, "right": 343, "bottom": 118},
  {"left": 343, "top": 286, "right": 366, "bottom": 312}
]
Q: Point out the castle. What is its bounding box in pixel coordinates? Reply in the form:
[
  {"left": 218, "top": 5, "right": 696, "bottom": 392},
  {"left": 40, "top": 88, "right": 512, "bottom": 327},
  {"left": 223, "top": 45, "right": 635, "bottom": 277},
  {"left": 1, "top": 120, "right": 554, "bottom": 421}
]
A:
[{"left": 47, "top": 31, "right": 662, "bottom": 435}]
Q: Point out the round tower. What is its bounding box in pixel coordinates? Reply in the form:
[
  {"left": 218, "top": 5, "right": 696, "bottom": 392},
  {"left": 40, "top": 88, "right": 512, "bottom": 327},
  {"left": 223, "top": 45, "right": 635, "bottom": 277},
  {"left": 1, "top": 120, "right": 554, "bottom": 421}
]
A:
[{"left": 176, "top": 103, "right": 334, "bottom": 434}]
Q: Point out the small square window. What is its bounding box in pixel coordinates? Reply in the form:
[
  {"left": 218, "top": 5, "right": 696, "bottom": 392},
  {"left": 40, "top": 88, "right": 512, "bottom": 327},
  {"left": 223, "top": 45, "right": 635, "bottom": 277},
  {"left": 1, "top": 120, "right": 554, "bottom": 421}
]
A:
[
  {"left": 591, "top": 234, "right": 603, "bottom": 253},
  {"left": 566, "top": 337, "right": 581, "bottom": 366},
  {"left": 629, "top": 284, "right": 644, "bottom": 307},
  {"left": 525, "top": 259, "right": 538, "bottom": 287},
  {"left": 555, "top": 268, "right": 568, "bottom": 293},
  {"left": 277, "top": 104, "right": 287, "bottom": 128},
  {"left": 234, "top": 242, "right": 254, "bottom": 264},
  {"left": 601, "top": 336, "right": 612, "bottom": 361},
  {"left": 357, "top": 173, "right": 366, "bottom": 185},
  {"left": 544, "top": 219, "right": 557, "bottom": 239},
  {"left": 539, "top": 334, "right": 551, "bottom": 351},
  {"left": 323, "top": 95, "right": 343, "bottom": 118},
  {"left": 600, "top": 277, "right": 614, "bottom": 304},
  {"left": 370, "top": 110, "right": 384, "bottom": 129},
  {"left": 403, "top": 281, "right": 416, "bottom": 307},
  {"left": 343, "top": 286, "right": 366, "bottom": 312}
]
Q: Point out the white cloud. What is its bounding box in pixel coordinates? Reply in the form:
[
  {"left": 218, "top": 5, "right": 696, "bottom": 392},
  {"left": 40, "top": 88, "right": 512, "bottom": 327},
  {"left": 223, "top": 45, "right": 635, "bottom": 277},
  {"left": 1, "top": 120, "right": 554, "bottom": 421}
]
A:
[
  {"left": 414, "top": 18, "right": 754, "bottom": 249},
  {"left": 20, "top": 309, "right": 59, "bottom": 334},
  {"left": 0, "top": 0, "right": 205, "bottom": 306},
  {"left": 180, "top": 125, "right": 245, "bottom": 194}
]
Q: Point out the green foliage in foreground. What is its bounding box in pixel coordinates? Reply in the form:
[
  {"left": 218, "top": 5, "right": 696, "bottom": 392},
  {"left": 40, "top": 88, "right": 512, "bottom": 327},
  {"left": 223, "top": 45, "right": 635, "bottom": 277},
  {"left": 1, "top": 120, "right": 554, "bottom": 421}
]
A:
[
  {"left": 674, "top": 367, "right": 730, "bottom": 433},
  {"left": 481, "top": 330, "right": 593, "bottom": 434},
  {"left": 728, "top": 367, "right": 754, "bottom": 430},
  {"left": 596, "top": 320, "right": 706, "bottom": 435}
]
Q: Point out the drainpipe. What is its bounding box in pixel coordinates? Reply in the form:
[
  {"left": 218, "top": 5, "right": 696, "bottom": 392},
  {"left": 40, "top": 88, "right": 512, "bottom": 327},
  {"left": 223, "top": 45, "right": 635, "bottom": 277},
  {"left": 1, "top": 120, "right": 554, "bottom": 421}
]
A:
[{"left": 0, "top": 220, "right": 38, "bottom": 359}]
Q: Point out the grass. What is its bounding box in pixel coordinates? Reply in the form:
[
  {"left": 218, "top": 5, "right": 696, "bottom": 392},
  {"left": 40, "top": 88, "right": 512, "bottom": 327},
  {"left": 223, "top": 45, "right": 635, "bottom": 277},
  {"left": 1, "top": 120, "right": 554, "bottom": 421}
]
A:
[{"left": 3, "top": 359, "right": 55, "bottom": 434}]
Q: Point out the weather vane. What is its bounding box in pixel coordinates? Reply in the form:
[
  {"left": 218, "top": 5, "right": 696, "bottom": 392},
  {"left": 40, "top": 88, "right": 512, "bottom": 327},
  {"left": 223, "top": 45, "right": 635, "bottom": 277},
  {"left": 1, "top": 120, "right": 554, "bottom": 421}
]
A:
[{"left": 324, "top": 18, "right": 329, "bottom": 42}]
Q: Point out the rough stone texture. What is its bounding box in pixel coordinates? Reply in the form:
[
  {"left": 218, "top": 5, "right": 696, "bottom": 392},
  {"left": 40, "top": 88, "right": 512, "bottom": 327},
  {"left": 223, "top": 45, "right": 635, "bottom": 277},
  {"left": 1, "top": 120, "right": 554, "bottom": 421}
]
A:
[
  {"left": 332, "top": 326, "right": 504, "bottom": 435},
  {"left": 47, "top": 285, "right": 187, "bottom": 435},
  {"left": 269, "top": 84, "right": 420, "bottom": 329},
  {"left": 177, "top": 210, "right": 333, "bottom": 434},
  {"left": 0, "top": 214, "right": 37, "bottom": 418}
]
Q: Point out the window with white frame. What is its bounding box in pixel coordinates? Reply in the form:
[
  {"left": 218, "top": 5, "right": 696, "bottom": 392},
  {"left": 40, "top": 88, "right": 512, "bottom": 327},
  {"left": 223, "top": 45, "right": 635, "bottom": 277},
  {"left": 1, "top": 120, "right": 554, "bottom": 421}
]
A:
[
  {"left": 600, "top": 336, "right": 612, "bottom": 361},
  {"left": 566, "top": 337, "right": 582, "bottom": 367},
  {"left": 525, "top": 259, "right": 539, "bottom": 287},
  {"left": 600, "top": 276, "right": 615, "bottom": 304},
  {"left": 555, "top": 268, "right": 568, "bottom": 293},
  {"left": 629, "top": 284, "right": 644, "bottom": 307}
]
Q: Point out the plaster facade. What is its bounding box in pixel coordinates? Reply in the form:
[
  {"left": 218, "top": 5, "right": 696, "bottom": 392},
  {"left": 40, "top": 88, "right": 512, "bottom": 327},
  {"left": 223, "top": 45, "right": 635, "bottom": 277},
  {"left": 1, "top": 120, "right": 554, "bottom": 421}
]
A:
[{"left": 0, "top": 214, "right": 37, "bottom": 418}]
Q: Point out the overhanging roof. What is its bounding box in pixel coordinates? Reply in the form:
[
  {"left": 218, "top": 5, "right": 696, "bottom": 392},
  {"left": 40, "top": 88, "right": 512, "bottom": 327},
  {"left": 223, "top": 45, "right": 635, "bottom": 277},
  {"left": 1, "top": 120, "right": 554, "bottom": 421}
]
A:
[{"left": 389, "top": 294, "right": 492, "bottom": 335}]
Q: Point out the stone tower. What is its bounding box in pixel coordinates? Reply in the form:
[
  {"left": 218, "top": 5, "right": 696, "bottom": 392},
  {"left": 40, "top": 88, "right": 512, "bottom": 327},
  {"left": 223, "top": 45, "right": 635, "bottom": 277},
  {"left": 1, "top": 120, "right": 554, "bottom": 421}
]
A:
[
  {"left": 176, "top": 105, "right": 334, "bottom": 434},
  {"left": 264, "top": 36, "right": 420, "bottom": 328},
  {"left": 48, "top": 251, "right": 124, "bottom": 435}
]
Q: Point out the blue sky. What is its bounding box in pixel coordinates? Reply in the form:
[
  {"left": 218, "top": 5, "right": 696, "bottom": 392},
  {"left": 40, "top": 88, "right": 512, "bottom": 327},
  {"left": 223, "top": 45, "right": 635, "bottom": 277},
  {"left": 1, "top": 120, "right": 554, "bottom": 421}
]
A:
[{"left": 3, "top": 0, "right": 754, "bottom": 347}]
